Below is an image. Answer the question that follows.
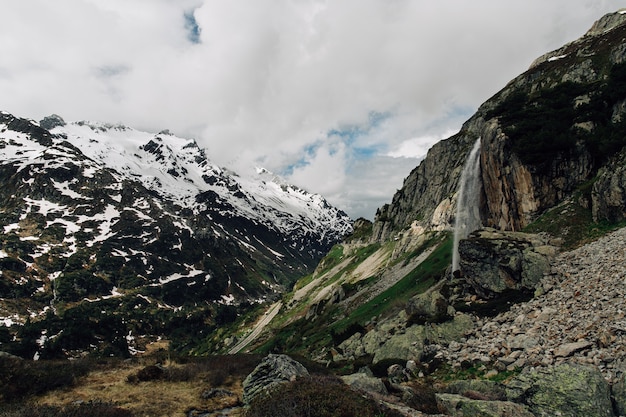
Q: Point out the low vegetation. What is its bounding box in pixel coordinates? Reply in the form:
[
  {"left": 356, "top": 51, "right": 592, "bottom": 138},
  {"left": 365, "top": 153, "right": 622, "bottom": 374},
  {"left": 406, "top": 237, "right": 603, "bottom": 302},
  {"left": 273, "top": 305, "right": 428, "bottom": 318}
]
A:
[
  {"left": 244, "top": 374, "right": 403, "bottom": 417},
  {"left": 488, "top": 62, "right": 626, "bottom": 171},
  {"left": 0, "top": 353, "right": 264, "bottom": 417}
]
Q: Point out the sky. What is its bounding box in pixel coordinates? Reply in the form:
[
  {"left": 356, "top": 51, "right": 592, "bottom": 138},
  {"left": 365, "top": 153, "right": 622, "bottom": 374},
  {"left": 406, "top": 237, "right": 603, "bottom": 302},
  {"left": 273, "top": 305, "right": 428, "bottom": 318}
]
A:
[{"left": 0, "top": 1, "right": 621, "bottom": 220}]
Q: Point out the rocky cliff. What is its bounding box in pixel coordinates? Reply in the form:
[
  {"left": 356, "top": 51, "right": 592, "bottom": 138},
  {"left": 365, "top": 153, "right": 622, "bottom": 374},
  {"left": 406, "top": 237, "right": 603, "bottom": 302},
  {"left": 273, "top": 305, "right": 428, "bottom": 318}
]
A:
[{"left": 373, "top": 10, "right": 626, "bottom": 241}]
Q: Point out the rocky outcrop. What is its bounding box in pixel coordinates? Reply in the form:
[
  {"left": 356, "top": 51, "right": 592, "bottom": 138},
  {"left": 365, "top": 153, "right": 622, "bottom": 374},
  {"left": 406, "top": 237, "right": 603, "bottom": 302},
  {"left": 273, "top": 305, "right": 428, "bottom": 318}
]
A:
[
  {"left": 506, "top": 363, "right": 613, "bottom": 417},
  {"left": 592, "top": 147, "right": 626, "bottom": 223},
  {"left": 335, "top": 310, "right": 473, "bottom": 365},
  {"left": 458, "top": 228, "right": 556, "bottom": 298},
  {"left": 242, "top": 354, "right": 309, "bottom": 404},
  {"left": 372, "top": 130, "right": 479, "bottom": 242},
  {"left": 426, "top": 226, "right": 626, "bottom": 383}
]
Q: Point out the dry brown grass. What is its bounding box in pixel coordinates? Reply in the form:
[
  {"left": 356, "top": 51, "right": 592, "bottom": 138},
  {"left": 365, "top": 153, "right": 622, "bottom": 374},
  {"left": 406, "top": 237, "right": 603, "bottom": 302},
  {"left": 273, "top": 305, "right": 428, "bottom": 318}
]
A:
[{"left": 29, "top": 348, "right": 261, "bottom": 417}]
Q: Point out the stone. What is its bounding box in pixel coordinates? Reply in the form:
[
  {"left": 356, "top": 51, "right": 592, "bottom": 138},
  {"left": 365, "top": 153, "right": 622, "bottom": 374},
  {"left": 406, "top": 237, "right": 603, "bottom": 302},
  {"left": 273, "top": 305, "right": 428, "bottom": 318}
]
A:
[
  {"left": 458, "top": 228, "right": 555, "bottom": 298},
  {"left": 341, "top": 373, "right": 388, "bottom": 396},
  {"left": 553, "top": 340, "right": 592, "bottom": 357},
  {"left": 505, "top": 363, "right": 613, "bottom": 417},
  {"left": 445, "top": 379, "right": 507, "bottom": 401},
  {"left": 406, "top": 282, "right": 451, "bottom": 324},
  {"left": 242, "top": 354, "right": 309, "bottom": 404},
  {"left": 436, "top": 393, "right": 535, "bottom": 417}
]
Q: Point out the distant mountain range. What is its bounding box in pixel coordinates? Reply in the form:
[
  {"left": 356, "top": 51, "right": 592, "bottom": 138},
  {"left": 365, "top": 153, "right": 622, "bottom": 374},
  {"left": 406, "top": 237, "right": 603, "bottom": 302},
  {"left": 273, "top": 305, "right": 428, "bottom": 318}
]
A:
[{"left": 0, "top": 112, "right": 351, "bottom": 357}]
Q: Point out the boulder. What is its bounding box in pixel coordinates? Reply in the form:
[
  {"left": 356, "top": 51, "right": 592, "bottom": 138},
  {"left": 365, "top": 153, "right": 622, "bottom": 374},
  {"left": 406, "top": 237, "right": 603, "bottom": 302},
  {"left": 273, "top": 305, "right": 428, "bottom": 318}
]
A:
[
  {"left": 436, "top": 393, "right": 535, "bottom": 417},
  {"left": 406, "top": 281, "right": 451, "bottom": 324},
  {"left": 458, "top": 228, "right": 555, "bottom": 298},
  {"left": 242, "top": 354, "right": 309, "bottom": 404},
  {"left": 341, "top": 372, "right": 388, "bottom": 396},
  {"left": 505, "top": 363, "right": 613, "bottom": 417}
]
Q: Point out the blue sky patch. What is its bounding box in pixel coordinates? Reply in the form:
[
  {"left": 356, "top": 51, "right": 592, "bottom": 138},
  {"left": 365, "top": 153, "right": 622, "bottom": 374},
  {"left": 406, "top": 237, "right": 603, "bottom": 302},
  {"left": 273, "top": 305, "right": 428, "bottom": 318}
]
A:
[{"left": 184, "top": 11, "right": 201, "bottom": 44}]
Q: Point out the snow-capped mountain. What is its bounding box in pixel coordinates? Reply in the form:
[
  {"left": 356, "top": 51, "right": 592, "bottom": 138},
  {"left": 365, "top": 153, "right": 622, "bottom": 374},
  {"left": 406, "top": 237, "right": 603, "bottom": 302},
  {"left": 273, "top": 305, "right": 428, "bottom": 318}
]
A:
[{"left": 0, "top": 111, "right": 351, "bottom": 358}]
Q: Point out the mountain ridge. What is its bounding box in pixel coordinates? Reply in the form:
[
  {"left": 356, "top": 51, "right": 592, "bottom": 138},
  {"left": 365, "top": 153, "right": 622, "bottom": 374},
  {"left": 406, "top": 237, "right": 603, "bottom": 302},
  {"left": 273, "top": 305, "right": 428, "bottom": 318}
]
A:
[{"left": 0, "top": 111, "right": 352, "bottom": 357}]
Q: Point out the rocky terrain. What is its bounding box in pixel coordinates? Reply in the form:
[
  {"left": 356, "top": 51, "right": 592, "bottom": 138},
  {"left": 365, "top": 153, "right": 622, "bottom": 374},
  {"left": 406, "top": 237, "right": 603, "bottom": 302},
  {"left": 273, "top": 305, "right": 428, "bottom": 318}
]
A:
[{"left": 437, "top": 226, "right": 626, "bottom": 384}]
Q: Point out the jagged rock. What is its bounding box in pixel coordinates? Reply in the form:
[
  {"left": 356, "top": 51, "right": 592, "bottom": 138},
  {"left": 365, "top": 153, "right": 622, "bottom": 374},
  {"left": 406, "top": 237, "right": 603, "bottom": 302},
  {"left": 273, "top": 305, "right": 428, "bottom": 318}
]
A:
[
  {"left": 406, "top": 281, "right": 451, "bottom": 324},
  {"left": 341, "top": 372, "right": 388, "bottom": 396},
  {"left": 592, "top": 147, "right": 626, "bottom": 223},
  {"left": 39, "top": 114, "right": 66, "bottom": 130},
  {"left": 505, "top": 363, "right": 613, "bottom": 417},
  {"left": 242, "top": 354, "right": 309, "bottom": 404},
  {"left": 458, "top": 228, "right": 555, "bottom": 298},
  {"left": 436, "top": 393, "right": 535, "bottom": 417}
]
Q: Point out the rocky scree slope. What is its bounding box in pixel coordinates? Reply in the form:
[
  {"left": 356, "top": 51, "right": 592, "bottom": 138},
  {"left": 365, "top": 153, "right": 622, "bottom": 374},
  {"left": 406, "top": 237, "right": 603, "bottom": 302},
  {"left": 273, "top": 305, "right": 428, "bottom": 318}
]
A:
[{"left": 0, "top": 112, "right": 351, "bottom": 358}]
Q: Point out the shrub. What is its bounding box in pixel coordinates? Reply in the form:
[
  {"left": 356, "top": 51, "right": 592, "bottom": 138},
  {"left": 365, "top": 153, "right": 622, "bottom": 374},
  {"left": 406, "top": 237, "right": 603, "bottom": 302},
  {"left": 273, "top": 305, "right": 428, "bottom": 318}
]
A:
[
  {"left": 0, "top": 357, "right": 91, "bottom": 403},
  {"left": 244, "top": 374, "right": 403, "bottom": 417}
]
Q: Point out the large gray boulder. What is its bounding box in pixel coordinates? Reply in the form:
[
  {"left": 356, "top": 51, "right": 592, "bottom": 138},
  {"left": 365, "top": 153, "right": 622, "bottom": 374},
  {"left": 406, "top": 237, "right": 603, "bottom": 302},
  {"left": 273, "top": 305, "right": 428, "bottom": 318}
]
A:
[
  {"left": 458, "top": 228, "right": 556, "bottom": 298},
  {"left": 505, "top": 363, "right": 613, "bottom": 417},
  {"left": 341, "top": 372, "right": 388, "bottom": 396},
  {"left": 242, "top": 354, "right": 309, "bottom": 404}
]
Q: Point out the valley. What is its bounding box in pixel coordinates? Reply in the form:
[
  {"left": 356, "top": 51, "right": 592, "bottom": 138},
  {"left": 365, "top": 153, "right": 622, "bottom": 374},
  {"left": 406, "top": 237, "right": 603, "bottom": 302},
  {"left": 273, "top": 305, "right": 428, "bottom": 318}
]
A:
[{"left": 2, "top": 7, "right": 626, "bottom": 417}]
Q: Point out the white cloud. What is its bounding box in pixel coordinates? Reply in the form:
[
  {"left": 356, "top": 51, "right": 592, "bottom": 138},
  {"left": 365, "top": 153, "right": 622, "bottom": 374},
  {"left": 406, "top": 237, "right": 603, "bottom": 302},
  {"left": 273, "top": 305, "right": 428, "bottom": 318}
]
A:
[{"left": 0, "top": 0, "right": 619, "bottom": 219}]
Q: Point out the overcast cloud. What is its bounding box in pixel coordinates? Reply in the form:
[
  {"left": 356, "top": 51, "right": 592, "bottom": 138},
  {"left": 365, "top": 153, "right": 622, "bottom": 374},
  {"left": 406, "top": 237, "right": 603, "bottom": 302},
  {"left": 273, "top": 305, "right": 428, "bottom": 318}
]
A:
[{"left": 0, "top": 1, "right": 619, "bottom": 219}]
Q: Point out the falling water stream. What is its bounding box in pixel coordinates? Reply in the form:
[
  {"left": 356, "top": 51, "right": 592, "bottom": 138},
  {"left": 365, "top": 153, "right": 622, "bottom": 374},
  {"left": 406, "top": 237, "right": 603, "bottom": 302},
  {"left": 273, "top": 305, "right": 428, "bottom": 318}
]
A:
[{"left": 452, "top": 138, "right": 482, "bottom": 274}]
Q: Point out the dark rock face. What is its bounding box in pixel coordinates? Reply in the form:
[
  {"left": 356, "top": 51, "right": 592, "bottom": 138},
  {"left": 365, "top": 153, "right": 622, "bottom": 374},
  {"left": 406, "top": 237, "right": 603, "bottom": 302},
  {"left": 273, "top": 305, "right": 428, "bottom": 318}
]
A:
[
  {"left": 457, "top": 229, "right": 556, "bottom": 298},
  {"left": 242, "top": 354, "right": 309, "bottom": 405},
  {"left": 593, "top": 147, "right": 626, "bottom": 223}
]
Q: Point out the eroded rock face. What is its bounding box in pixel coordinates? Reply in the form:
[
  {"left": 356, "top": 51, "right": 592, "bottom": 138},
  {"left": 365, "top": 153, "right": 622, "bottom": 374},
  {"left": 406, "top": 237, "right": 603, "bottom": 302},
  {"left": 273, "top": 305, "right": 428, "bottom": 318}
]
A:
[
  {"left": 592, "top": 147, "right": 626, "bottom": 223},
  {"left": 458, "top": 229, "right": 556, "bottom": 298},
  {"left": 242, "top": 354, "right": 309, "bottom": 405}
]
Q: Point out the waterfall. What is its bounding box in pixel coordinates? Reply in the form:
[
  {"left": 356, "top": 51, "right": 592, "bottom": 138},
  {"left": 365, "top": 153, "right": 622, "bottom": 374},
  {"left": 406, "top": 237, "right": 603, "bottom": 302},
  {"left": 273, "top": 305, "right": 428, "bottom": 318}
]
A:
[{"left": 452, "top": 138, "right": 482, "bottom": 274}]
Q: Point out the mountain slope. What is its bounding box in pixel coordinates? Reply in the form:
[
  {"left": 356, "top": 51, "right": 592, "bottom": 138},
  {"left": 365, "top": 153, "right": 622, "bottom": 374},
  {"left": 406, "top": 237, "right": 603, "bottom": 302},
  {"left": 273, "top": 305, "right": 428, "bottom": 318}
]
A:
[
  {"left": 220, "top": 9, "right": 626, "bottom": 365},
  {"left": 0, "top": 111, "right": 351, "bottom": 358}
]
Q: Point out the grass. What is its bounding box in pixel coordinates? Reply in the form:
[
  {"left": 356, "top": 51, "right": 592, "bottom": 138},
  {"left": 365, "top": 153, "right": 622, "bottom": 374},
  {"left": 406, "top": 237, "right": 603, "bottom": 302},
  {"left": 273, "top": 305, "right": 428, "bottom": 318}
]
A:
[
  {"left": 523, "top": 192, "right": 626, "bottom": 250},
  {"left": 330, "top": 236, "right": 452, "bottom": 335},
  {"left": 1, "top": 352, "right": 263, "bottom": 417}
]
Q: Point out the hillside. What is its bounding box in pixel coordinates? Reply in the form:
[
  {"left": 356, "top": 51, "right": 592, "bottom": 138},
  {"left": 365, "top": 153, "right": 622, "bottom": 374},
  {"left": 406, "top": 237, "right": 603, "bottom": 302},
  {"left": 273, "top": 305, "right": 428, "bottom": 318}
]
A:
[{"left": 205, "top": 8, "right": 626, "bottom": 359}]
